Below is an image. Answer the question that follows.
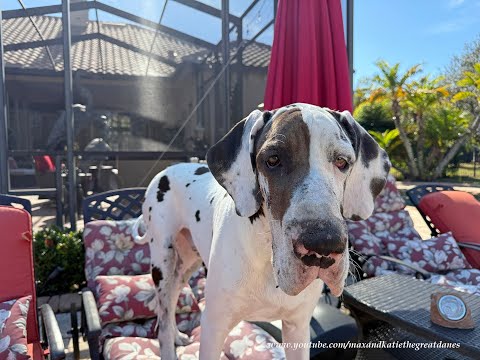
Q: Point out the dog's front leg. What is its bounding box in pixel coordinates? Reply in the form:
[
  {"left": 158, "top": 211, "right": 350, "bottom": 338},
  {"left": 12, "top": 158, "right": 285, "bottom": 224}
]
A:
[
  {"left": 282, "top": 317, "right": 311, "bottom": 360},
  {"left": 198, "top": 305, "right": 239, "bottom": 359}
]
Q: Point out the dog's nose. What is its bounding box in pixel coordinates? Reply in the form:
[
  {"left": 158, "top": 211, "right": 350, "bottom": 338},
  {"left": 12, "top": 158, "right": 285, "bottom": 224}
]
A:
[{"left": 293, "top": 220, "right": 347, "bottom": 268}]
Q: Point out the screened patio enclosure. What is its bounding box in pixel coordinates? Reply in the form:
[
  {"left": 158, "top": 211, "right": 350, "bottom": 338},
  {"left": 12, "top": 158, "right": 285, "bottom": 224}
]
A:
[
  {"left": 0, "top": 0, "right": 353, "bottom": 229},
  {"left": 0, "top": 0, "right": 278, "bottom": 228}
]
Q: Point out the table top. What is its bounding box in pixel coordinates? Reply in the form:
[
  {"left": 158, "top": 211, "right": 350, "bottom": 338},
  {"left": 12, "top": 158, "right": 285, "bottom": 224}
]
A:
[{"left": 343, "top": 274, "right": 480, "bottom": 358}]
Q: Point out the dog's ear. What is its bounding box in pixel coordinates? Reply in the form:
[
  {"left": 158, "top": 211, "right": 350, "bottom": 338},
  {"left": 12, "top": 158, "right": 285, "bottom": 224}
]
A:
[
  {"left": 332, "top": 110, "right": 391, "bottom": 220},
  {"left": 207, "top": 109, "right": 266, "bottom": 217}
]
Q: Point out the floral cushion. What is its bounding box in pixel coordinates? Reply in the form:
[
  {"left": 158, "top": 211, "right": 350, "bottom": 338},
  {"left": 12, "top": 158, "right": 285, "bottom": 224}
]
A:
[
  {"left": 84, "top": 219, "right": 151, "bottom": 290},
  {"left": 444, "top": 268, "right": 480, "bottom": 286},
  {"left": 429, "top": 273, "right": 480, "bottom": 297},
  {"left": 99, "top": 311, "right": 203, "bottom": 349},
  {"left": 0, "top": 296, "right": 31, "bottom": 360},
  {"left": 384, "top": 232, "right": 472, "bottom": 274},
  {"left": 188, "top": 267, "right": 206, "bottom": 302},
  {"left": 373, "top": 174, "right": 406, "bottom": 213},
  {"left": 366, "top": 210, "right": 422, "bottom": 243},
  {"left": 362, "top": 257, "right": 396, "bottom": 277},
  {"left": 96, "top": 274, "right": 200, "bottom": 325},
  {"left": 347, "top": 220, "right": 382, "bottom": 256},
  {"left": 102, "top": 321, "right": 285, "bottom": 360}
]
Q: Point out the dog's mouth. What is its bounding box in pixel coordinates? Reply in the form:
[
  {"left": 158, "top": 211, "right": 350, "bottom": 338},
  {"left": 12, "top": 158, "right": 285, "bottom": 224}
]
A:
[
  {"left": 289, "top": 241, "right": 347, "bottom": 296},
  {"left": 293, "top": 248, "right": 336, "bottom": 268}
]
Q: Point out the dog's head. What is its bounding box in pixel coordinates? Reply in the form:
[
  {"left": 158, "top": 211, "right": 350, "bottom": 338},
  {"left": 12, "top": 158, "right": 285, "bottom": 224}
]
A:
[{"left": 207, "top": 104, "right": 390, "bottom": 296}]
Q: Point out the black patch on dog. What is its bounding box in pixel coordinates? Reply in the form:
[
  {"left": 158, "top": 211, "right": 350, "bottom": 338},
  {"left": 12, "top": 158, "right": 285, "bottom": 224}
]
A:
[
  {"left": 330, "top": 109, "right": 380, "bottom": 168},
  {"left": 326, "top": 109, "right": 342, "bottom": 123},
  {"left": 248, "top": 206, "right": 264, "bottom": 224},
  {"left": 157, "top": 176, "right": 170, "bottom": 202},
  {"left": 206, "top": 119, "right": 247, "bottom": 182},
  {"left": 151, "top": 266, "right": 163, "bottom": 286},
  {"left": 210, "top": 197, "right": 215, "bottom": 204},
  {"left": 186, "top": 183, "right": 191, "bottom": 187},
  {"left": 148, "top": 206, "right": 152, "bottom": 212},
  {"left": 360, "top": 133, "right": 379, "bottom": 168},
  {"left": 383, "top": 156, "right": 391, "bottom": 174},
  {"left": 331, "top": 111, "right": 361, "bottom": 157},
  {"left": 370, "top": 177, "right": 386, "bottom": 198},
  {"left": 202, "top": 262, "right": 208, "bottom": 277},
  {"left": 194, "top": 166, "right": 210, "bottom": 175},
  {"left": 207, "top": 118, "right": 247, "bottom": 181},
  {"left": 195, "top": 210, "right": 201, "bottom": 222},
  {"left": 263, "top": 111, "right": 273, "bottom": 123}
]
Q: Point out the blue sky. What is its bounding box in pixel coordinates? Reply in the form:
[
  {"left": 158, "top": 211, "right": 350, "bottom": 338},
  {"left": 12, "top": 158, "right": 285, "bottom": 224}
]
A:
[
  {"left": 3, "top": 0, "right": 480, "bottom": 87},
  {"left": 354, "top": 0, "right": 480, "bottom": 85}
]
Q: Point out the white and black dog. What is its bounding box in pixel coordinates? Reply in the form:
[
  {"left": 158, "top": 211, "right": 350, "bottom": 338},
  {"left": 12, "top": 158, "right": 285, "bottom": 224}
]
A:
[{"left": 134, "top": 103, "right": 390, "bottom": 359}]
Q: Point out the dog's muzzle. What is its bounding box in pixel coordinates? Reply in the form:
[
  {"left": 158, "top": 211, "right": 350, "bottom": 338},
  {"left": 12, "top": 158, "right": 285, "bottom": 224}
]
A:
[{"left": 292, "top": 219, "right": 347, "bottom": 268}]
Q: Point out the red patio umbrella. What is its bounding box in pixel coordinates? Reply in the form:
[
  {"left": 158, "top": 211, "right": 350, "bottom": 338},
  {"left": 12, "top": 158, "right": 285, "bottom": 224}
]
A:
[{"left": 264, "top": 0, "right": 352, "bottom": 111}]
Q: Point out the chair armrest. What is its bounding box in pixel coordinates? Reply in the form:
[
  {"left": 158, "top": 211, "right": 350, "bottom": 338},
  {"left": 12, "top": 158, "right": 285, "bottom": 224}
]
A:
[
  {"left": 82, "top": 289, "right": 102, "bottom": 360},
  {"left": 40, "top": 304, "right": 65, "bottom": 360},
  {"left": 458, "top": 242, "right": 480, "bottom": 252},
  {"left": 371, "top": 255, "right": 431, "bottom": 279}
]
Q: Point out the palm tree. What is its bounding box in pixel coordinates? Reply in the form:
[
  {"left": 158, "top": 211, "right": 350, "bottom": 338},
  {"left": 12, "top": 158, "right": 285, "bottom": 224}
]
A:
[
  {"left": 403, "top": 76, "right": 449, "bottom": 178},
  {"left": 368, "top": 61, "right": 422, "bottom": 178}
]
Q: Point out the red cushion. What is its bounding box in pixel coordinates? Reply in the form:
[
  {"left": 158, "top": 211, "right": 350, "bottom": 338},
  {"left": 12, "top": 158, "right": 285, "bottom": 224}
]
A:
[
  {"left": 419, "top": 191, "right": 480, "bottom": 268},
  {"left": 0, "top": 207, "right": 38, "bottom": 344},
  {"left": 34, "top": 156, "right": 55, "bottom": 173}
]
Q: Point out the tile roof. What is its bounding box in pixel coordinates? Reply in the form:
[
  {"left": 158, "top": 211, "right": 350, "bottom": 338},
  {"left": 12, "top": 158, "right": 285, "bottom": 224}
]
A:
[{"left": 2, "top": 15, "right": 270, "bottom": 77}]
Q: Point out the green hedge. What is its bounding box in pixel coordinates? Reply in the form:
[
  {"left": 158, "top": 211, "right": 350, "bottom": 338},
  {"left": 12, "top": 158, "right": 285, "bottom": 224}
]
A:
[{"left": 33, "top": 226, "right": 85, "bottom": 296}]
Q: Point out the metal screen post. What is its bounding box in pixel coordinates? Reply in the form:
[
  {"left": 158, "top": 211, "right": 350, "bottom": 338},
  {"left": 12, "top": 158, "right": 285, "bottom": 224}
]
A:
[
  {"left": 346, "top": 0, "right": 354, "bottom": 104},
  {"left": 62, "top": 0, "right": 77, "bottom": 230},
  {"left": 221, "top": 0, "right": 230, "bottom": 133},
  {"left": 0, "top": 10, "right": 9, "bottom": 194}
]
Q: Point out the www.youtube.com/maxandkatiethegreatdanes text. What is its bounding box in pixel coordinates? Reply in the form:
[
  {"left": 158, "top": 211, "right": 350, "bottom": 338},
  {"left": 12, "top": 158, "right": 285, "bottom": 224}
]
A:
[{"left": 267, "top": 340, "right": 461, "bottom": 351}]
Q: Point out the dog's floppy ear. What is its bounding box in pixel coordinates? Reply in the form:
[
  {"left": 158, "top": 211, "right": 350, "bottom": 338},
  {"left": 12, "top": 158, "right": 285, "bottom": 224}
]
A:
[
  {"left": 207, "top": 109, "right": 266, "bottom": 217},
  {"left": 332, "top": 110, "right": 391, "bottom": 220}
]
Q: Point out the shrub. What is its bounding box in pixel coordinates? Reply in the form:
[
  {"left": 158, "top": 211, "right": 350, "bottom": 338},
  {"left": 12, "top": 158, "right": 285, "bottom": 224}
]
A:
[{"left": 34, "top": 226, "right": 85, "bottom": 296}]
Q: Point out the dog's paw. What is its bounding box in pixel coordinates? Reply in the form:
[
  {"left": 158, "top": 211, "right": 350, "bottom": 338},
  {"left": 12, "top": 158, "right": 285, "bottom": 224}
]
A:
[{"left": 175, "top": 331, "right": 192, "bottom": 346}]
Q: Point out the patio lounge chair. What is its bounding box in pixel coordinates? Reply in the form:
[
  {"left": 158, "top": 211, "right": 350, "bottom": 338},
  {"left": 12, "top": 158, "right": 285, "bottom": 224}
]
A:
[
  {"left": 343, "top": 177, "right": 480, "bottom": 359},
  {"left": 80, "top": 188, "right": 358, "bottom": 359},
  {"left": 407, "top": 185, "right": 480, "bottom": 268},
  {"left": 0, "top": 195, "right": 65, "bottom": 360}
]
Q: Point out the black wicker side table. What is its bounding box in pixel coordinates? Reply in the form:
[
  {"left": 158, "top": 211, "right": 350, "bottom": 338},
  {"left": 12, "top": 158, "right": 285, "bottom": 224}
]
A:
[{"left": 343, "top": 274, "right": 480, "bottom": 359}]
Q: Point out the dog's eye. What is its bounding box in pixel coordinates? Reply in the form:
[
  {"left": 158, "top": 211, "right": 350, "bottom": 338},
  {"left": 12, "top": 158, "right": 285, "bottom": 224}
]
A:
[
  {"left": 266, "top": 155, "right": 280, "bottom": 168},
  {"left": 334, "top": 157, "right": 348, "bottom": 170}
]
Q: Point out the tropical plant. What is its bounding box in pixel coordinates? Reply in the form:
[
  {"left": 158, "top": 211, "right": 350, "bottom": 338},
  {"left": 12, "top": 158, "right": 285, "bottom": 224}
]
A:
[
  {"left": 367, "top": 60, "right": 423, "bottom": 178},
  {"left": 357, "top": 59, "right": 480, "bottom": 180},
  {"left": 354, "top": 100, "right": 394, "bottom": 133},
  {"left": 403, "top": 76, "right": 449, "bottom": 178},
  {"left": 369, "top": 128, "right": 407, "bottom": 174},
  {"left": 432, "top": 63, "right": 480, "bottom": 178}
]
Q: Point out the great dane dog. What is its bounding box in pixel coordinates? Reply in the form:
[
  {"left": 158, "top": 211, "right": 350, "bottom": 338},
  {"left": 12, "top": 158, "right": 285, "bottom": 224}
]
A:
[{"left": 133, "top": 103, "right": 390, "bottom": 359}]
